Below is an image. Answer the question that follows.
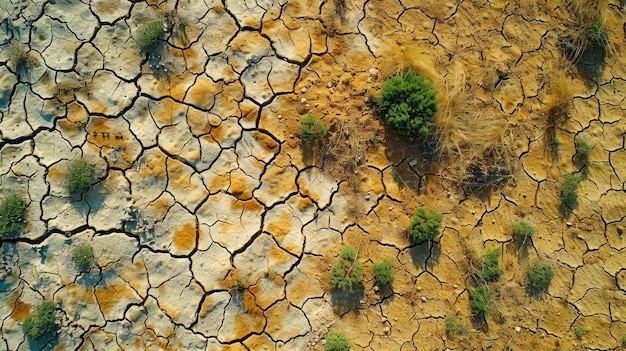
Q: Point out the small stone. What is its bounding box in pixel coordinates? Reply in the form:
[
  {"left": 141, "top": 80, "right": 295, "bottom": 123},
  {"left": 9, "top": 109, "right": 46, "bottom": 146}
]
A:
[
  {"left": 566, "top": 222, "right": 572, "bottom": 227},
  {"left": 383, "top": 327, "right": 390, "bottom": 334},
  {"left": 301, "top": 87, "right": 307, "bottom": 93},
  {"left": 368, "top": 68, "right": 379, "bottom": 77},
  {"left": 300, "top": 98, "right": 307, "bottom": 103},
  {"left": 290, "top": 134, "right": 295, "bottom": 139},
  {"left": 515, "top": 326, "right": 521, "bottom": 332},
  {"left": 365, "top": 193, "right": 370, "bottom": 201},
  {"left": 408, "top": 159, "right": 418, "bottom": 167},
  {"left": 327, "top": 82, "right": 332, "bottom": 88},
  {"left": 416, "top": 286, "right": 422, "bottom": 291},
  {"left": 388, "top": 206, "right": 393, "bottom": 211},
  {"left": 421, "top": 296, "right": 427, "bottom": 302},
  {"left": 359, "top": 300, "right": 365, "bottom": 305},
  {"left": 329, "top": 88, "right": 335, "bottom": 93},
  {"left": 453, "top": 284, "right": 458, "bottom": 289},
  {"left": 278, "top": 114, "right": 282, "bottom": 120}
]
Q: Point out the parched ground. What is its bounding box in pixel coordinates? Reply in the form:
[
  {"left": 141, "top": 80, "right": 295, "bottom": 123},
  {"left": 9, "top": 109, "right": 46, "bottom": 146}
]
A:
[{"left": 0, "top": 0, "right": 625, "bottom": 350}]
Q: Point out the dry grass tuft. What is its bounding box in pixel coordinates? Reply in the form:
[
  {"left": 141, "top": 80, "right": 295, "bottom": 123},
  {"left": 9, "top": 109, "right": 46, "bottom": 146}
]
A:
[{"left": 433, "top": 66, "right": 512, "bottom": 196}]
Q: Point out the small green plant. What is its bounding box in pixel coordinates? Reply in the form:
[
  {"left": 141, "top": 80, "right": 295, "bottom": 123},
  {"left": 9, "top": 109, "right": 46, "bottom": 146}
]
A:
[
  {"left": 73, "top": 243, "right": 95, "bottom": 272},
  {"left": 621, "top": 334, "right": 626, "bottom": 347},
  {"left": 330, "top": 246, "right": 363, "bottom": 291},
  {"left": 139, "top": 20, "right": 165, "bottom": 51},
  {"left": 560, "top": 173, "right": 583, "bottom": 214},
  {"left": 300, "top": 113, "right": 328, "bottom": 142},
  {"left": 0, "top": 194, "right": 26, "bottom": 238},
  {"left": 482, "top": 247, "right": 503, "bottom": 282},
  {"left": 526, "top": 260, "right": 554, "bottom": 295},
  {"left": 574, "top": 138, "right": 592, "bottom": 170},
  {"left": 575, "top": 326, "right": 584, "bottom": 340},
  {"left": 550, "top": 137, "right": 561, "bottom": 153},
  {"left": 67, "top": 160, "right": 95, "bottom": 194},
  {"left": 22, "top": 301, "right": 58, "bottom": 341},
  {"left": 324, "top": 330, "right": 350, "bottom": 351},
  {"left": 588, "top": 20, "right": 609, "bottom": 48},
  {"left": 372, "top": 259, "right": 394, "bottom": 286},
  {"left": 409, "top": 208, "right": 442, "bottom": 244},
  {"left": 445, "top": 315, "right": 457, "bottom": 333},
  {"left": 375, "top": 69, "right": 439, "bottom": 138},
  {"left": 469, "top": 285, "right": 490, "bottom": 316},
  {"left": 512, "top": 220, "right": 535, "bottom": 244}
]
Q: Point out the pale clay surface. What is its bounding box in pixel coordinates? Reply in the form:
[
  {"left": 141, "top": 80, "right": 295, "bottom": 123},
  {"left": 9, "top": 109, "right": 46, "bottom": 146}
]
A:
[{"left": 0, "top": 0, "right": 626, "bottom": 350}]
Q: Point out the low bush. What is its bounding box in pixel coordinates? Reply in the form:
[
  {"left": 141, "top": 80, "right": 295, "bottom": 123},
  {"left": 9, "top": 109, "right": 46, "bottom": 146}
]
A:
[
  {"left": 512, "top": 221, "right": 535, "bottom": 244},
  {"left": 469, "top": 285, "right": 490, "bottom": 316},
  {"left": 526, "top": 260, "right": 554, "bottom": 294},
  {"left": 375, "top": 69, "right": 438, "bottom": 138},
  {"left": 73, "top": 243, "right": 95, "bottom": 272},
  {"left": 588, "top": 20, "right": 609, "bottom": 49},
  {"left": 0, "top": 194, "right": 26, "bottom": 238},
  {"left": 324, "top": 330, "right": 350, "bottom": 351},
  {"left": 445, "top": 315, "right": 457, "bottom": 333},
  {"left": 372, "top": 259, "right": 394, "bottom": 286},
  {"left": 482, "top": 247, "right": 503, "bottom": 282},
  {"left": 67, "top": 160, "right": 95, "bottom": 194},
  {"left": 300, "top": 113, "right": 328, "bottom": 142},
  {"left": 560, "top": 173, "right": 583, "bottom": 214},
  {"left": 22, "top": 301, "right": 58, "bottom": 340},
  {"left": 330, "top": 246, "right": 363, "bottom": 291},
  {"left": 139, "top": 20, "right": 165, "bottom": 51},
  {"left": 409, "top": 208, "right": 442, "bottom": 244}
]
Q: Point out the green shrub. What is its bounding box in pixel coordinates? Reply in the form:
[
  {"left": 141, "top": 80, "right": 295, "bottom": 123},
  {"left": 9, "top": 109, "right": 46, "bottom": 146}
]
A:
[
  {"left": 375, "top": 69, "right": 438, "bottom": 138},
  {"left": 330, "top": 246, "right": 363, "bottom": 291},
  {"left": 22, "top": 301, "right": 58, "bottom": 340},
  {"left": 512, "top": 221, "right": 535, "bottom": 244},
  {"left": 574, "top": 138, "right": 592, "bottom": 169},
  {"left": 0, "top": 194, "right": 26, "bottom": 238},
  {"left": 409, "top": 208, "right": 442, "bottom": 244},
  {"left": 482, "top": 247, "right": 503, "bottom": 282},
  {"left": 560, "top": 173, "right": 583, "bottom": 214},
  {"left": 445, "top": 315, "right": 457, "bottom": 333},
  {"left": 621, "top": 334, "right": 626, "bottom": 346},
  {"left": 469, "top": 285, "right": 490, "bottom": 316},
  {"left": 300, "top": 113, "right": 328, "bottom": 142},
  {"left": 526, "top": 260, "right": 554, "bottom": 294},
  {"left": 324, "top": 330, "right": 350, "bottom": 351},
  {"left": 575, "top": 326, "right": 584, "bottom": 340},
  {"left": 73, "top": 243, "right": 95, "bottom": 272},
  {"left": 67, "top": 160, "right": 95, "bottom": 194},
  {"left": 139, "top": 20, "right": 165, "bottom": 51},
  {"left": 372, "top": 259, "right": 394, "bottom": 286}
]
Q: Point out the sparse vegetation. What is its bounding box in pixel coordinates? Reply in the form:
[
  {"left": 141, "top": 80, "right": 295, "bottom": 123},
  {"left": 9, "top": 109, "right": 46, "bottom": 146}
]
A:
[
  {"left": 550, "top": 137, "right": 561, "bottom": 153},
  {"left": 0, "top": 194, "right": 26, "bottom": 238},
  {"left": 22, "top": 301, "right": 58, "bottom": 341},
  {"left": 300, "top": 113, "right": 328, "bottom": 142},
  {"left": 7, "top": 42, "right": 33, "bottom": 76},
  {"left": 445, "top": 315, "right": 457, "bottom": 333},
  {"left": 587, "top": 20, "right": 609, "bottom": 49},
  {"left": 512, "top": 220, "right": 535, "bottom": 246},
  {"left": 139, "top": 20, "right": 165, "bottom": 51},
  {"left": 330, "top": 246, "right": 364, "bottom": 291},
  {"left": 621, "top": 335, "right": 626, "bottom": 347},
  {"left": 372, "top": 259, "right": 394, "bottom": 286},
  {"left": 409, "top": 208, "right": 442, "bottom": 244},
  {"left": 375, "top": 69, "right": 438, "bottom": 138},
  {"left": 67, "top": 160, "right": 95, "bottom": 194},
  {"left": 73, "top": 243, "right": 95, "bottom": 272},
  {"left": 469, "top": 285, "right": 490, "bottom": 316},
  {"left": 526, "top": 260, "right": 554, "bottom": 295},
  {"left": 324, "top": 330, "right": 350, "bottom": 351},
  {"left": 575, "top": 138, "right": 592, "bottom": 171},
  {"left": 560, "top": 173, "right": 584, "bottom": 215},
  {"left": 482, "top": 247, "right": 503, "bottom": 282},
  {"left": 575, "top": 326, "right": 584, "bottom": 340}
]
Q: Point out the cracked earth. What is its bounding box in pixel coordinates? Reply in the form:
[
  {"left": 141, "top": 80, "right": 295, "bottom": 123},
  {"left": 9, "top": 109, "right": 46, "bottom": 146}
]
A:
[{"left": 0, "top": 0, "right": 625, "bottom": 350}]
